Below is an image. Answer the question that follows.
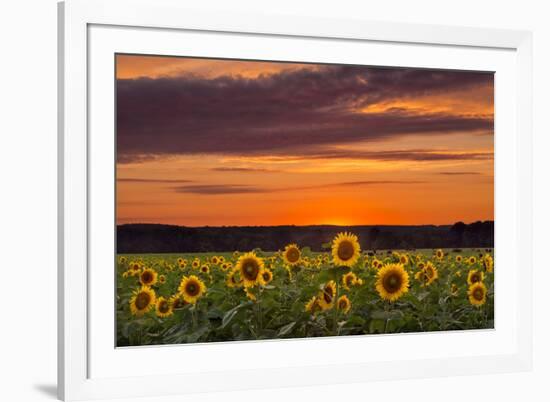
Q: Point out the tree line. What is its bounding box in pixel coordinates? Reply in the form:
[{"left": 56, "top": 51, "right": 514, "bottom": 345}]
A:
[{"left": 117, "top": 221, "right": 494, "bottom": 253}]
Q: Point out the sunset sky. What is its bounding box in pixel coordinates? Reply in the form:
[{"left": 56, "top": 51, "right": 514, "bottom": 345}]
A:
[{"left": 116, "top": 54, "right": 494, "bottom": 227}]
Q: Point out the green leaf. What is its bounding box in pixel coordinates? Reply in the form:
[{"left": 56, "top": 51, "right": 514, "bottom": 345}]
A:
[
  {"left": 277, "top": 321, "right": 296, "bottom": 337},
  {"left": 220, "top": 301, "right": 252, "bottom": 329}
]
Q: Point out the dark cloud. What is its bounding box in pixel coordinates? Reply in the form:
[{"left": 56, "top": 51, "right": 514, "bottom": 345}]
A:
[
  {"left": 437, "top": 171, "right": 482, "bottom": 176},
  {"left": 172, "top": 180, "right": 426, "bottom": 195},
  {"left": 117, "top": 64, "right": 493, "bottom": 162},
  {"left": 173, "top": 184, "right": 268, "bottom": 194},
  {"left": 210, "top": 167, "right": 279, "bottom": 173},
  {"left": 117, "top": 178, "right": 193, "bottom": 183}
]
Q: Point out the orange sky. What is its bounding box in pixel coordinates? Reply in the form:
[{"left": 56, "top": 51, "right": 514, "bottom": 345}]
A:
[{"left": 116, "top": 54, "right": 494, "bottom": 227}]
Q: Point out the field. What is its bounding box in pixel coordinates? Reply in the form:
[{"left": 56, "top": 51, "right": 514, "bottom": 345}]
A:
[{"left": 116, "top": 236, "right": 494, "bottom": 346}]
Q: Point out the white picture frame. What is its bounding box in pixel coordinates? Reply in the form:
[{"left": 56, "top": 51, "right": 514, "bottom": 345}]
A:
[{"left": 58, "top": 0, "right": 533, "bottom": 400}]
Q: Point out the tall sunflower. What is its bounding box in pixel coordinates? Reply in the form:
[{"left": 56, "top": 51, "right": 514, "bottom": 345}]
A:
[
  {"left": 468, "top": 282, "right": 487, "bottom": 307},
  {"left": 375, "top": 263, "right": 409, "bottom": 302},
  {"left": 178, "top": 275, "right": 206, "bottom": 304},
  {"left": 331, "top": 232, "right": 361, "bottom": 267},
  {"left": 139, "top": 268, "right": 158, "bottom": 287},
  {"left": 282, "top": 244, "right": 301, "bottom": 266},
  {"left": 129, "top": 285, "right": 156, "bottom": 316},
  {"left": 236, "top": 252, "right": 264, "bottom": 288},
  {"left": 435, "top": 249, "right": 444, "bottom": 260},
  {"left": 155, "top": 296, "right": 173, "bottom": 318}
]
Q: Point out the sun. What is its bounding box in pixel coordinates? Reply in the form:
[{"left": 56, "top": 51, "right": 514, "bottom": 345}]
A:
[{"left": 331, "top": 232, "right": 361, "bottom": 267}]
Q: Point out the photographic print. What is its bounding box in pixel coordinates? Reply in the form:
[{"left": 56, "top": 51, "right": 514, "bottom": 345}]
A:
[{"left": 115, "top": 54, "right": 494, "bottom": 346}]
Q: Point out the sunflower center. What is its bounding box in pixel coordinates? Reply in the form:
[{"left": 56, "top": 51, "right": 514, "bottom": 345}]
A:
[
  {"left": 141, "top": 271, "right": 153, "bottom": 283},
  {"left": 383, "top": 272, "right": 402, "bottom": 293},
  {"left": 262, "top": 272, "right": 270, "bottom": 281},
  {"left": 323, "top": 287, "right": 334, "bottom": 304},
  {"left": 337, "top": 240, "right": 355, "bottom": 261},
  {"left": 242, "top": 259, "right": 259, "bottom": 280},
  {"left": 185, "top": 281, "right": 200, "bottom": 296},
  {"left": 471, "top": 273, "right": 480, "bottom": 283},
  {"left": 158, "top": 300, "right": 170, "bottom": 313},
  {"left": 473, "top": 288, "right": 484, "bottom": 301},
  {"left": 339, "top": 299, "right": 347, "bottom": 309},
  {"left": 345, "top": 276, "right": 354, "bottom": 286},
  {"left": 286, "top": 248, "right": 300, "bottom": 263},
  {"left": 135, "top": 292, "right": 151, "bottom": 310}
]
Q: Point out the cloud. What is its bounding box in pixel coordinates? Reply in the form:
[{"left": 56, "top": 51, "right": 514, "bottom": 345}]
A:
[
  {"left": 172, "top": 184, "right": 268, "bottom": 194},
  {"left": 116, "top": 64, "right": 493, "bottom": 162},
  {"left": 437, "top": 171, "right": 482, "bottom": 176},
  {"left": 210, "top": 167, "right": 279, "bottom": 173},
  {"left": 172, "top": 180, "right": 425, "bottom": 195},
  {"left": 118, "top": 178, "right": 193, "bottom": 183}
]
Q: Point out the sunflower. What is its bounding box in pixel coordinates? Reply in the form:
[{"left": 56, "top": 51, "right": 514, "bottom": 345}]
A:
[
  {"left": 192, "top": 259, "right": 200, "bottom": 269},
  {"left": 331, "top": 232, "right": 361, "bottom": 267},
  {"left": 129, "top": 286, "right": 156, "bottom": 316},
  {"left": 283, "top": 244, "right": 301, "bottom": 266},
  {"left": 468, "top": 282, "right": 487, "bottom": 307},
  {"left": 245, "top": 288, "right": 257, "bottom": 301},
  {"left": 450, "top": 283, "right": 459, "bottom": 296},
  {"left": 178, "top": 275, "right": 206, "bottom": 304},
  {"left": 130, "top": 261, "right": 141, "bottom": 272},
  {"left": 456, "top": 255, "right": 463, "bottom": 263},
  {"left": 260, "top": 268, "right": 273, "bottom": 285},
  {"left": 219, "top": 256, "right": 225, "bottom": 263},
  {"left": 467, "top": 269, "right": 484, "bottom": 285},
  {"left": 399, "top": 254, "right": 409, "bottom": 265},
  {"left": 318, "top": 280, "right": 337, "bottom": 310},
  {"left": 155, "top": 296, "right": 173, "bottom": 318},
  {"left": 467, "top": 256, "right": 477, "bottom": 265},
  {"left": 211, "top": 256, "right": 219, "bottom": 265},
  {"left": 177, "top": 257, "right": 184, "bottom": 265},
  {"left": 483, "top": 254, "right": 494, "bottom": 273},
  {"left": 420, "top": 262, "right": 438, "bottom": 286},
  {"left": 435, "top": 249, "right": 444, "bottom": 260},
  {"left": 236, "top": 252, "right": 264, "bottom": 288},
  {"left": 337, "top": 295, "right": 352, "bottom": 313},
  {"left": 305, "top": 296, "right": 321, "bottom": 314},
  {"left": 200, "top": 264, "right": 210, "bottom": 274},
  {"left": 119, "top": 256, "right": 127, "bottom": 264},
  {"left": 342, "top": 271, "right": 361, "bottom": 290},
  {"left": 158, "top": 274, "right": 166, "bottom": 284},
  {"left": 139, "top": 268, "right": 158, "bottom": 286},
  {"left": 375, "top": 263, "right": 409, "bottom": 302},
  {"left": 170, "top": 294, "right": 187, "bottom": 309},
  {"left": 226, "top": 268, "right": 242, "bottom": 288}
]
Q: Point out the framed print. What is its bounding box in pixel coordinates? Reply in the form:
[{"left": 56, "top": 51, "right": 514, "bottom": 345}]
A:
[{"left": 58, "top": 0, "right": 533, "bottom": 400}]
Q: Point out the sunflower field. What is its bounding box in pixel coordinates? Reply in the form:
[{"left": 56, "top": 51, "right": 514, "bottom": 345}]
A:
[{"left": 116, "top": 232, "right": 494, "bottom": 346}]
